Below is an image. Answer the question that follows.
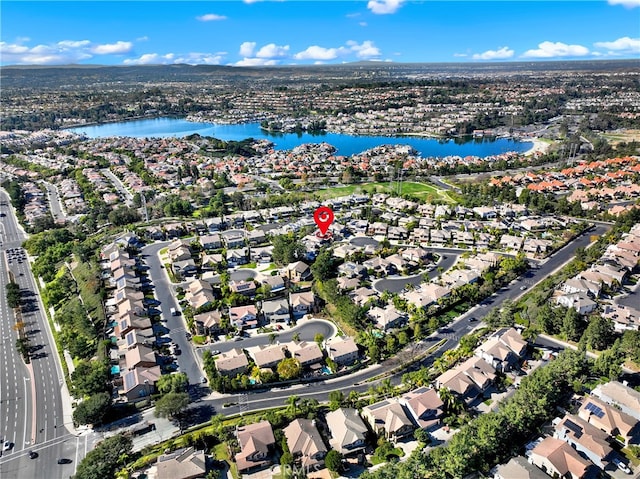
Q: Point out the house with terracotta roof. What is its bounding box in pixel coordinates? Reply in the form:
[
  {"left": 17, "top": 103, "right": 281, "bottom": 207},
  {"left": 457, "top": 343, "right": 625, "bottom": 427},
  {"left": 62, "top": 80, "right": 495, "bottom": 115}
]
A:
[
  {"left": 194, "top": 310, "right": 223, "bottom": 336},
  {"left": 578, "top": 396, "right": 639, "bottom": 446},
  {"left": 325, "top": 408, "right": 368, "bottom": 456},
  {"left": 248, "top": 344, "right": 286, "bottom": 369},
  {"left": 592, "top": 381, "right": 640, "bottom": 421},
  {"left": 156, "top": 447, "right": 208, "bottom": 479},
  {"left": 215, "top": 348, "right": 249, "bottom": 377},
  {"left": 361, "top": 399, "right": 415, "bottom": 441},
  {"left": 283, "top": 419, "right": 328, "bottom": 469},
  {"left": 527, "top": 437, "right": 592, "bottom": 479},
  {"left": 494, "top": 456, "right": 549, "bottom": 479},
  {"left": 399, "top": 387, "right": 444, "bottom": 431},
  {"left": 288, "top": 341, "right": 323, "bottom": 367},
  {"left": 229, "top": 305, "right": 258, "bottom": 330},
  {"left": 235, "top": 421, "right": 276, "bottom": 473},
  {"left": 554, "top": 414, "right": 613, "bottom": 469},
  {"left": 326, "top": 337, "right": 359, "bottom": 367}
]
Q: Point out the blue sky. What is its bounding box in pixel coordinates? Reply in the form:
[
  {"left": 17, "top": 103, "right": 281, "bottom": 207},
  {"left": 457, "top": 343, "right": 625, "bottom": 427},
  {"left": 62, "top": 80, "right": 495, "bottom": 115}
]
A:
[{"left": 1, "top": 0, "right": 639, "bottom": 66}]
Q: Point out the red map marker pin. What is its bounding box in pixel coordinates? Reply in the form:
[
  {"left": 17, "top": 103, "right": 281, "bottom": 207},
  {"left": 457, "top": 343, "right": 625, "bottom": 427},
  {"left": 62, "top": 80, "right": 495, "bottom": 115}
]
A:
[{"left": 313, "top": 206, "right": 334, "bottom": 237}]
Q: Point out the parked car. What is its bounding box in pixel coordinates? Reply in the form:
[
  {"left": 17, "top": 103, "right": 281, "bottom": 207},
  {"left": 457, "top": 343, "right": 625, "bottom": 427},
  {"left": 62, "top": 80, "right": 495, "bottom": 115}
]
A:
[
  {"left": 613, "top": 457, "right": 632, "bottom": 475},
  {"left": 28, "top": 451, "right": 38, "bottom": 459},
  {"left": 3, "top": 441, "right": 12, "bottom": 451}
]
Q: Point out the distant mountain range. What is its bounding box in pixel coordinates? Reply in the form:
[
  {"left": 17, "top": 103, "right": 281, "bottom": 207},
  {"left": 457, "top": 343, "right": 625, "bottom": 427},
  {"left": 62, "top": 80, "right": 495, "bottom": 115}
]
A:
[{"left": 2, "top": 59, "right": 638, "bottom": 89}]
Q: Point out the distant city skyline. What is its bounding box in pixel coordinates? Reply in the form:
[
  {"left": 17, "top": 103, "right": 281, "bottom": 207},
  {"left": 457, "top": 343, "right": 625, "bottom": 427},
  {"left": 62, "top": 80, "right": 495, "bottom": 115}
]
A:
[{"left": 1, "top": 0, "right": 639, "bottom": 67}]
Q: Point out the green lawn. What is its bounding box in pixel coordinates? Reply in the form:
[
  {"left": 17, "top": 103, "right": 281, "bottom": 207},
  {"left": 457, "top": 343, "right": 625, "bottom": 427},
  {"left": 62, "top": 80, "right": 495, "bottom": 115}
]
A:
[
  {"left": 214, "top": 443, "right": 239, "bottom": 479},
  {"left": 314, "top": 181, "right": 446, "bottom": 200}
]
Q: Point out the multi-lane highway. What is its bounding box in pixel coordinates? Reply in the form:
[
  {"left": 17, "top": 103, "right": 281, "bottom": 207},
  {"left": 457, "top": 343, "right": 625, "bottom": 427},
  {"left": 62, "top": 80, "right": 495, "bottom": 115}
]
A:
[{"left": 0, "top": 190, "right": 89, "bottom": 479}]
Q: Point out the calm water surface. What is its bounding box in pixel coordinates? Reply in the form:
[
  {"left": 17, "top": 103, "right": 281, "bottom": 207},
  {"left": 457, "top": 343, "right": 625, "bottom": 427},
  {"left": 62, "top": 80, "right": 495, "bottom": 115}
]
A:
[{"left": 69, "top": 117, "right": 532, "bottom": 158}]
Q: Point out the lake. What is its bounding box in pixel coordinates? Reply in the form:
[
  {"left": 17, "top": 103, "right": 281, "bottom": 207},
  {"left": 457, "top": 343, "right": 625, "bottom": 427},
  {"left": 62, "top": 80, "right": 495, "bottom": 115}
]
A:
[{"left": 69, "top": 117, "right": 532, "bottom": 158}]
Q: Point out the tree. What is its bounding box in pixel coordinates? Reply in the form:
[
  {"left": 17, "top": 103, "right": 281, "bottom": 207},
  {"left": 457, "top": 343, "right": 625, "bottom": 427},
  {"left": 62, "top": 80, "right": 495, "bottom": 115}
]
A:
[
  {"left": 72, "top": 392, "right": 111, "bottom": 426},
  {"left": 278, "top": 358, "right": 302, "bottom": 380},
  {"left": 314, "top": 333, "right": 325, "bottom": 347},
  {"left": 325, "top": 450, "right": 343, "bottom": 473},
  {"left": 311, "top": 248, "right": 336, "bottom": 281},
  {"left": 271, "top": 234, "right": 306, "bottom": 266},
  {"left": 285, "top": 395, "right": 300, "bottom": 415},
  {"left": 583, "top": 316, "right": 615, "bottom": 351},
  {"left": 156, "top": 372, "right": 188, "bottom": 395},
  {"left": 71, "top": 360, "right": 110, "bottom": 398},
  {"left": 154, "top": 392, "right": 190, "bottom": 420},
  {"left": 73, "top": 433, "right": 132, "bottom": 479},
  {"left": 328, "top": 390, "right": 344, "bottom": 411}
]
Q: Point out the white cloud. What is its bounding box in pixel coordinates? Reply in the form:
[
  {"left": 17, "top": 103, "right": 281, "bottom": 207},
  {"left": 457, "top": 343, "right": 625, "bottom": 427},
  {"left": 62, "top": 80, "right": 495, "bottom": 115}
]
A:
[
  {"left": 124, "top": 51, "right": 225, "bottom": 65},
  {"left": 453, "top": 53, "right": 468, "bottom": 58},
  {"left": 472, "top": 46, "right": 514, "bottom": 60},
  {"left": 136, "top": 36, "right": 149, "bottom": 42},
  {"left": 92, "top": 41, "right": 133, "bottom": 54},
  {"left": 1, "top": 40, "right": 94, "bottom": 64},
  {"left": 239, "top": 42, "right": 256, "bottom": 57},
  {"left": 608, "top": 0, "right": 640, "bottom": 7},
  {"left": 57, "top": 40, "right": 91, "bottom": 48},
  {"left": 124, "top": 53, "right": 175, "bottom": 65},
  {"left": 594, "top": 36, "right": 640, "bottom": 53},
  {"left": 294, "top": 45, "right": 345, "bottom": 61},
  {"left": 522, "top": 41, "right": 589, "bottom": 58},
  {"left": 367, "top": 0, "right": 404, "bottom": 14},
  {"left": 359, "top": 22, "right": 368, "bottom": 27},
  {"left": 255, "top": 43, "right": 290, "bottom": 58},
  {"left": 234, "top": 57, "right": 277, "bottom": 66},
  {"left": 348, "top": 40, "right": 381, "bottom": 59},
  {"left": 196, "top": 13, "right": 227, "bottom": 22}
]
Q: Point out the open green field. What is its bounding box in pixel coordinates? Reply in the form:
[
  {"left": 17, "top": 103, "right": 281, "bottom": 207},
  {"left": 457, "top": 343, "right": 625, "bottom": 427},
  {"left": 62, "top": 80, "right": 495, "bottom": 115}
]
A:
[{"left": 314, "top": 181, "right": 455, "bottom": 203}]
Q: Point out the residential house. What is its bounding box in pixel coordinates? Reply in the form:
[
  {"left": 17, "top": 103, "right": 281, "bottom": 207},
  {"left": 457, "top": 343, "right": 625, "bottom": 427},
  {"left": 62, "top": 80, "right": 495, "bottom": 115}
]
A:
[
  {"left": 229, "top": 305, "right": 258, "bottom": 330},
  {"left": 288, "top": 341, "right": 324, "bottom": 368},
  {"left": 261, "top": 298, "right": 291, "bottom": 323},
  {"left": 562, "top": 276, "right": 601, "bottom": 298},
  {"left": 399, "top": 387, "right": 444, "bottom": 431},
  {"left": 368, "top": 304, "right": 408, "bottom": 331},
  {"left": 325, "top": 408, "right": 368, "bottom": 456},
  {"left": 115, "top": 313, "right": 152, "bottom": 339},
  {"left": 227, "top": 248, "right": 249, "bottom": 267},
  {"left": 326, "top": 337, "right": 359, "bottom": 367},
  {"left": 229, "top": 280, "right": 257, "bottom": 297},
  {"left": 361, "top": 399, "right": 415, "bottom": 441},
  {"left": 283, "top": 419, "right": 328, "bottom": 469},
  {"left": 172, "top": 258, "right": 197, "bottom": 278},
  {"left": 555, "top": 293, "right": 597, "bottom": 315},
  {"left": 123, "top": 344, "right": 157, "bottom": 370},
  {"left": 185, "top": 279, "right": 216, "bottom": 310},
  {"left": 337, "top": 277, "right": 361, "bottom": 292},
  {"left": 494, "top": 456, "right": 549, "bottom": 479},
  {"left": 249, "top": 344, "right": 286, "bottom": 369},
  {"left": 401, "top": 247, "right": 430, "bottom": 263},
  {"left": 290, "top": 291, "right": 316, "bottom": 316},
  {"left": 235, "top": 421, "right": 276, "bottom": 473},
  {"left": 554, "top": 414, "right": 613, "bottom": 469},
  {"left": 199, "top": 234, "right": 222, "bottom": 251},
  {"left": 602, "top": 304, "right": 640, "bottom": 332},
  {"left": 215, "top": 348, "right": 249, "bottom": 377},
  {"left": 287, "top": 261, "right": 312, "bottom": 283},
  {"left": 121, "top": 366, "right": 161, "bottom": 402},
  {"left": 499, "top": 234, "right": 524, "bottom": 251},
  {"left": 592, "top": 381, "right": 640, "bottom": 421},
  {"left": 156, "top": 447, "right": 208, "bottom": 479},
  {"left": 337, "top": 261, "right": 367, "bottom": 278},
  {"left": 578, "top": 396, "right": 639, "bottom": 446},
  {"left": 247, "top": 229, "right": 266, "bottom": 246},
  {"left": 436, "top": 356, "right": 496, "bottom": 405},
  {"left": 527, "top": 437, "right": 591, "bottom": 479},
  {"left": 194, "top": 310, "right": 223, "bottom": 336},
  {"left": 350, "top": 287, "right": 377, "bottom": 307},
  {"left": 262, "top": 274, "right": 286, "bottom": 295},
  {"left": 221, "top": 230, "right": 246, "bottom": 249},
  {"left": 475, "top": 328, "right": 528, "bottom": 372}
]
